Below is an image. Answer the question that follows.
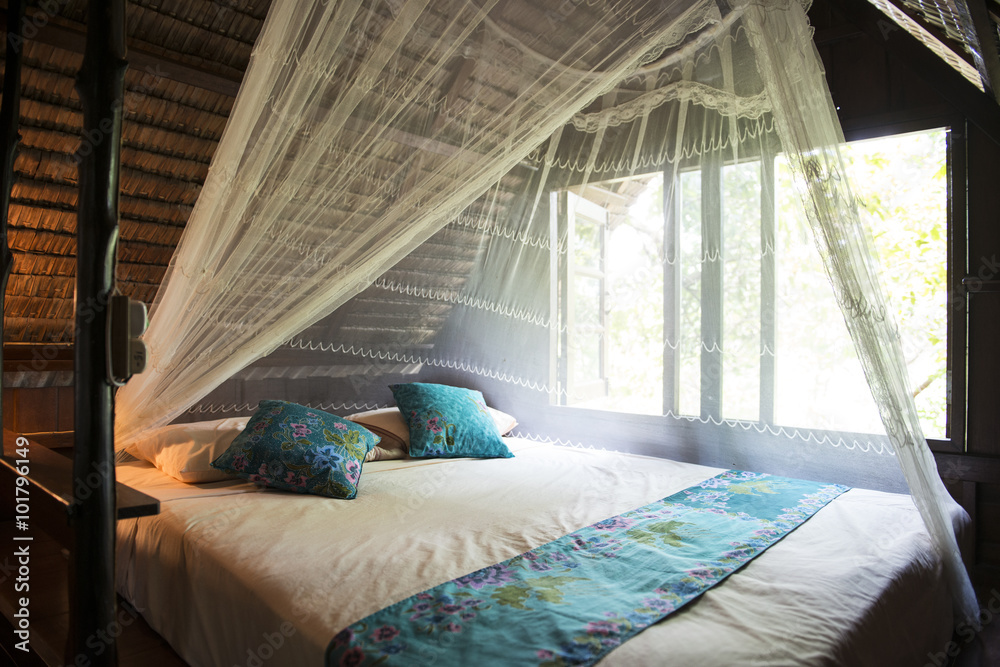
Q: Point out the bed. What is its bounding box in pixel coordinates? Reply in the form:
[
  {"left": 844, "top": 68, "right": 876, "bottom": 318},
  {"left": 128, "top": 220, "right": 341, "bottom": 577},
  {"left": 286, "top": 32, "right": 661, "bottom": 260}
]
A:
[{"left": 114, "top": 424, "right": 961, "bottom": 667}]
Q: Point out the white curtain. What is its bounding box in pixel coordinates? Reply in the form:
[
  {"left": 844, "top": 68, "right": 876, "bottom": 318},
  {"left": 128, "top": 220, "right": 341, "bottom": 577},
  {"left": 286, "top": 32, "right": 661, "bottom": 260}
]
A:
[
  {"left": 739, "top": 0, "right": 978, "bottom": 630},
  {"left": 115, "top": 0, "right": 979, "bottom": 626}
]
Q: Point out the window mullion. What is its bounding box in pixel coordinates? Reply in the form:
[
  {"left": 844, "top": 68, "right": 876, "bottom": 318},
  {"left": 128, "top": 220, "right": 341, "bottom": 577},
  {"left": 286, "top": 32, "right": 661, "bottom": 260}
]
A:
[
  {"left": 598, "top": 217, "right": 609, "bottom": 397},
  {"left": 701, "top": 154, "right": 723, "bottom": 421},
  {"left": 551, "top": 190, "right": 569, "bottom": 406},
  {"left": 760, "top": 149, "right": 776, "bottom": 425},
  {"left": 663, "top": 163, "right": 680, "bottom": 416}
]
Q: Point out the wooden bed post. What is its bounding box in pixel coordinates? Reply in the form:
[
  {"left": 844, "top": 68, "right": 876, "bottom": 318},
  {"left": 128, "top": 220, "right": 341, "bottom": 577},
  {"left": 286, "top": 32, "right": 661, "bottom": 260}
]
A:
[
  {"left": 0, "top": 0, "right": 25, "bottom": 428},
  {"left": 71, "top": 0, "right": 127, "bottom": 663}
]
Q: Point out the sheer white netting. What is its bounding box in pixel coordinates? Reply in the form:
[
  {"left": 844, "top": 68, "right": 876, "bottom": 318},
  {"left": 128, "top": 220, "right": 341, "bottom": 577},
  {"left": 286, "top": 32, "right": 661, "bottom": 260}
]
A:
[
  {"left": 115, "top": 0, "right": 979, "bottom": 625},
  {"left": 115, "top": 0, "right": 719, "bottom": 437}
]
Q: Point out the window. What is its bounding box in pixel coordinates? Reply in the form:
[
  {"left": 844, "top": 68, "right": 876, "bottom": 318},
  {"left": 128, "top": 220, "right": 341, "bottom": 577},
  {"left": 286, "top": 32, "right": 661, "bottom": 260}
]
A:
[
  {"left": 552, "top": 180, "right": 664, "bottom": 414},
  {"left": 565, "top": 192, "right": 609, "bottom": 403},
  {"left": 844, "top": 130, "right": 949, "bottom": 438},
  {"left": 552, "top": 128, "right": 950, "bottom": 441}
]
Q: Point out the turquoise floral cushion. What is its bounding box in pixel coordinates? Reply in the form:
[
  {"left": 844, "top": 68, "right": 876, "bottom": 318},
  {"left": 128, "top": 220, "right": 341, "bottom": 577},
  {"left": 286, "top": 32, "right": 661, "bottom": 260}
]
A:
[
  {"left": 210, "top": 400, "right": 379, "bottom": 499},
  {"left": 389, "top": 383, "right": 514, "bottom": 459}
]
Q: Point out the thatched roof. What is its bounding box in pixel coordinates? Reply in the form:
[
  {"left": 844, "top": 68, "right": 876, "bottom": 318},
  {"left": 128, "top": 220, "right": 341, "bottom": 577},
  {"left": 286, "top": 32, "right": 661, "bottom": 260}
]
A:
[
  {"left": 1, "top": 0, "right": 262, "bottom": 342},
  {"left": 0, "top": 0, "right": 997, "bottom": 352}
]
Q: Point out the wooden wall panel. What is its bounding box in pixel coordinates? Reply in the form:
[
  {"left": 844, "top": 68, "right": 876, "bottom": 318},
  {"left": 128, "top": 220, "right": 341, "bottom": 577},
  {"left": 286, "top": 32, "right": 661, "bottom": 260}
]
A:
[
  {"left": 14, "top": 387, "right": 59, "bottom": 432},
  {"left": 1, "top": 386, "right": 73, "bottom": 434},
  {"left": 813, "top": 1, "right": 952, "bottom": 139},
  {"left": 977, "top": 483, "right": 1000, "bottom": 591},
  {"left": 58, "top": 385, "right": 73, "bottom": 431},
  {"left": 967, "top": 125, "right": 1000, "bottom": 254},
  {"left": 967, "top": 293, "right": 1000, "bottom": 456},
  {"left": 966, "top": 122, "right": 1000, "bottom": 457},
  {"left": 1, "top": 388, "right": 12, "bottom": 431},
  {"left": 821, "top": 32, "right": 892, "bottom": 121}
]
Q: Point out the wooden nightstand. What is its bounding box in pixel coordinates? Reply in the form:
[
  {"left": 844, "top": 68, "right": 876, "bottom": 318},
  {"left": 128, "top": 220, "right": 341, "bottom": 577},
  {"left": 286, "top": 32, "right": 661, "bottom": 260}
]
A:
[{"left": 0, "top": 431, "right": 185, "bottom": 666}]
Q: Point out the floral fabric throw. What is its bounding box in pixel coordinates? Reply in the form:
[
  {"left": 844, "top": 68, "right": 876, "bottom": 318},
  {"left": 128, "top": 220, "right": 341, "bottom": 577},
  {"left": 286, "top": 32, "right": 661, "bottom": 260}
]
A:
[{"left": 327, "top": 471, "right": 848, "bottom": 666}]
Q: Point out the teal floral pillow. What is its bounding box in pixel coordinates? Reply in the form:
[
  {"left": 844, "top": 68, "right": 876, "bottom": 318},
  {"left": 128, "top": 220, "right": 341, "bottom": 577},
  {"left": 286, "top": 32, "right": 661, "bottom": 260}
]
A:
[
  {"left": 389, "top": 383, "right": 514, "bottom": 459},
  {"left": 210, "top": 400, "right": 379, "bottom": 499}
]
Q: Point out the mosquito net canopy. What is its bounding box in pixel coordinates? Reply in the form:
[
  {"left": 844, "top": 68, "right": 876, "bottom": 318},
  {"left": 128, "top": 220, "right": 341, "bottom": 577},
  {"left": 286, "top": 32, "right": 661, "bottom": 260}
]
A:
[{"left": 113, "top": 0, "right": 978, "bottom": 624}]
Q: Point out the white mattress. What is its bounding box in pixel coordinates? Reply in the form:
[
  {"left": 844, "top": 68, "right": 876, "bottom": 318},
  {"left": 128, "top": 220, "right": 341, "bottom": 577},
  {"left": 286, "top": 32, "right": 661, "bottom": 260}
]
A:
[{"left": 115, "top": 438, "right": 959, "bottom": 666}]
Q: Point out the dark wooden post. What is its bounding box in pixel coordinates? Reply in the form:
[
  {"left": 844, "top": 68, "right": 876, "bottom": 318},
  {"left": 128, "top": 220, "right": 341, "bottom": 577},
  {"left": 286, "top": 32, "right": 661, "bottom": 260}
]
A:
[
  {"left": 71, "top": 0, "right": 127, "bottom": 663},
  {"left": 0, "top": 0, "right": 26, "bottom": 429}
]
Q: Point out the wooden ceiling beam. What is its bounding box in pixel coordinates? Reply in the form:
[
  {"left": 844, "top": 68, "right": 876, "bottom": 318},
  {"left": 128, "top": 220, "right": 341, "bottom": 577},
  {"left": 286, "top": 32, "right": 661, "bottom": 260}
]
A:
[{"left": 0, "top": 9, "right": 243, "bottom": 98}]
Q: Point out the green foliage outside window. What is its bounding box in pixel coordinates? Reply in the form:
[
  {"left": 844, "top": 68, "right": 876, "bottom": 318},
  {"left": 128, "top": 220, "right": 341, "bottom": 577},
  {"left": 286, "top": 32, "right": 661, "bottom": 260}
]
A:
[{"left": 571, "top": 128, "right": 947, "bottom": 439}]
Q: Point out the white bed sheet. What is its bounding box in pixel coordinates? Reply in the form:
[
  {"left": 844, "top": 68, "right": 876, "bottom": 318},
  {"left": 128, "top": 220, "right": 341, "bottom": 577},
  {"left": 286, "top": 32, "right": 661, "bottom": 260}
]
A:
[{"left": 115, "top": 438, "right": 959, "bottom": 666}]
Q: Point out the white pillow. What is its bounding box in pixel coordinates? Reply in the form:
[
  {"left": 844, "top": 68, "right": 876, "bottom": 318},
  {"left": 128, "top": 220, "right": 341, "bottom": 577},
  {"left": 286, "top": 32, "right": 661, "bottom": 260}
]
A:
[
  {"left": 345, "top": 408, "right": 410, "bottom": 461},
  {"left": 347, "top": 405, "right": 517, "bottom": 459},
  {"left": 125, "top": 417, "right": 249, "bottom": 483},
  {"left": 488, "top": 407, "right": 518, "bottom": 436}
]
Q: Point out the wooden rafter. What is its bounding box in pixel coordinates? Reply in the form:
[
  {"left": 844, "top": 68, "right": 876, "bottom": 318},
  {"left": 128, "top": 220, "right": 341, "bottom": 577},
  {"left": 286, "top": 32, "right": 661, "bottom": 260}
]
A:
[
  {"left": 954, "top": 0, "right": 1000, "bottom": 102},
  {"left": 890, "top": 0, "right": 975, "bottom": 54},
  {"left": 0, "top": 7, "right": 242, "bottom": 97}
]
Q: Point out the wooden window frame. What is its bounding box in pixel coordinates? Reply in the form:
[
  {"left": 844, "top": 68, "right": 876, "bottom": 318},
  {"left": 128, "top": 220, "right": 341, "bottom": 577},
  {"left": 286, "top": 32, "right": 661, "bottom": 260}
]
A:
[
  {"left": 551, "top": 190, "right": 611, "bottom": 406},
  {"left": 664, "top": 137, "right": 780, "bottom": 423}
]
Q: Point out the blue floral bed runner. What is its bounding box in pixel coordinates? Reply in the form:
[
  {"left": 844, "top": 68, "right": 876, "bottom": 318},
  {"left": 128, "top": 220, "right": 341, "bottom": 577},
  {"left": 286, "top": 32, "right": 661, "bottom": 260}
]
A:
[{"left": 327, "top": 470, "right": 848, "bottom": 666}]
